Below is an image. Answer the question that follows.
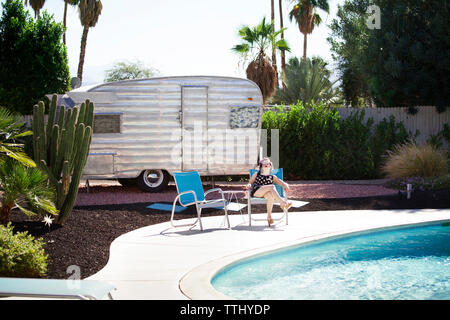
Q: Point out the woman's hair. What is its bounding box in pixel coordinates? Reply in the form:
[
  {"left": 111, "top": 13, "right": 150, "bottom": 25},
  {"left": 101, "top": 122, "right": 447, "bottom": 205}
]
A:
[{"left": 258, "top": 157, "right": 273, "bottom": 170}]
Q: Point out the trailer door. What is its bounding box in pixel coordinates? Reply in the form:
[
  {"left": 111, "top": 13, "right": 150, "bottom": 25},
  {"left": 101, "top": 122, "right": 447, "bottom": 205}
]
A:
[{"left": 181, "top": 85, "right": 208, "bottom": 172}]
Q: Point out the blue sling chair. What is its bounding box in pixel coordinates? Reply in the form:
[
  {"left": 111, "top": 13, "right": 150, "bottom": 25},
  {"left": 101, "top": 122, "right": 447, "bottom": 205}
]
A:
[
  {"left": 247, "top": 168, "right": 288, "bottom": 226},
  {"left": 0, "top": 277, "right": 116, "bottom": 300},
  {"left": 171, "top": 171, "right": 230, "bottom": 231}
]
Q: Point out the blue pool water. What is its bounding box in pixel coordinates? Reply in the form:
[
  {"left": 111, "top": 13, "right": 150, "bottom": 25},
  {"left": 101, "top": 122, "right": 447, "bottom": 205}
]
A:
[{"left": 211, "top": 222, "right": 450, "bottom": 300}]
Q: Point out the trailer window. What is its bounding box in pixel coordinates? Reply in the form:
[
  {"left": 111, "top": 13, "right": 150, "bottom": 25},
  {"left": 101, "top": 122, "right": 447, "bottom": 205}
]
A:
[
  {"left": 229, "top": 106, "right": 260, "bottom": 129},
  {"left": 93, "top": 113, "right": 122, "bottom": 134}
]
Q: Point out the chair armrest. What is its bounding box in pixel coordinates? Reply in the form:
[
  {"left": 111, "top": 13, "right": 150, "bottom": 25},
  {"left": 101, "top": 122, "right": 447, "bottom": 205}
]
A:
[
  {"left": 204, "top": 188, "right": 225, "bottom": 199},
  {"left": 174, "top": 190, "right": 198, "bottom": 206}
]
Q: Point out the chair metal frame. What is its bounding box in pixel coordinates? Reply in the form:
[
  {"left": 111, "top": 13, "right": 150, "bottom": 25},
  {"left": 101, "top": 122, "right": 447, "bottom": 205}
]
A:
[{"left": 171, "top": 171, "right": 230, "bottom": 231}]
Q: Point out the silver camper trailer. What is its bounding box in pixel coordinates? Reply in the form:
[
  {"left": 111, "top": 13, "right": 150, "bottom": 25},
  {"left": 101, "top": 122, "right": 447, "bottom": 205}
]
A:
[{"left": 62, "top": 76, "right": 264, "bottom": 192}]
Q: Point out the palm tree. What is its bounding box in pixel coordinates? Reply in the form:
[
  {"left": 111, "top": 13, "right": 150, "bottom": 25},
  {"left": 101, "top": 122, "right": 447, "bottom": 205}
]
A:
[
  {"left": 270, "top": 0, "right": 278, "bottom": 79},
  {"left": 232, "top": 17, "right": 290, "bottom": 105},
  {"left": 0, "top": 107, "right": 35, "bottom": 167},
  {"left": 272, "top": 56, "right": 341, "bottom": 105},
  {"left": 77, "top": 0, "right": 103, "bottom": 84},
  {"left": 289, "top": 0, "right": 330, "bottom": 60},
  {"left": 0, "top": 158, "right": 58, "bottom": 225},
  {"left": 279, "top": 0, "right": 286, "bottom": 89},
  {"left": 63, "top": 0, "right": 80, "bottom": 45},
  {"left": 24, "top": 0, "right": 45, "bottom": 18}
]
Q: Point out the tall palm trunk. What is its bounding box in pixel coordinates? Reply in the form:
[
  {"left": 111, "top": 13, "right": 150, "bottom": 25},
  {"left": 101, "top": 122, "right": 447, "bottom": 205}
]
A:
[
  {"left": 303, "top": 33, "right": 307, "bottom": 60},
  {"left": 271, "top": 0, "right": 278, "bottom": 85},
  {"left": 77, "top": 25, "right": 89, "bottom": 83},
  {"left": 279, "top": 0, "right": 286, "bottom": 90},
  {"left": 63, "top": 0, "right": 68, "bottom": 45}
]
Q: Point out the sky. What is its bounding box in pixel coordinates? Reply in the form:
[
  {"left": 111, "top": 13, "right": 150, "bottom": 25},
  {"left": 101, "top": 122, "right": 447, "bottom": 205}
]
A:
[{"left": 12, "top": 0, "right": 344, "bottom": 86}]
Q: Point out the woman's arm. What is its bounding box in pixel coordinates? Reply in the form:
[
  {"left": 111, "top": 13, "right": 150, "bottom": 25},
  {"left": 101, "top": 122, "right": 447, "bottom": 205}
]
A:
[
  {"left": 273, "top": 176, "right": 291, "bottom": 192},
  {"left": 245, "top": 172, "right": 258, "bottom": 190}
]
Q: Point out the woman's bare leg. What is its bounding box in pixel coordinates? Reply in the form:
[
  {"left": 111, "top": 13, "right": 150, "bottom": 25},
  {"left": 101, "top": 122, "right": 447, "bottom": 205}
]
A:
[
  {"left": 254, "top": 185, "right": 285, "bottom": 225},
  {"left": 254, "top": 185, "right": 286, "bottom": 206},
  {"left": 264, "top": 191, "right": 274, "bottom": 222}
]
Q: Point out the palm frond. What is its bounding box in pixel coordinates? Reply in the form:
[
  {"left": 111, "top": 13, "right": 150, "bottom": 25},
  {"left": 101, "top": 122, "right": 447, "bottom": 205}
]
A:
[
  {"left": 12, "top": 130, "right": 33, "bottom": 139},
  {"left": 78, "top": 0, "right": 103, "bottom": 27},
  {"left": 271, "top": 56, "right": 341, "bottom": 105},
  {"left": 313, "top": 13, "right": 322, "bottom": 26},
  {"left": 232, "top": 43, "right": 250, "bottom": 54},
  {"left": 275, "top": 39, "right": 291, "bottom": 52},
  {"left": 14, "top": 202, "right": 37, "bottom": 217},
  {"left": 238, "top": 26, "right": 254, "bottom": 43},
  {"left": 0, "top": 107, "right": 36, "bottom": 167},
  {"left": 0, "top": 158, "right": 57, "bottom": 221}
]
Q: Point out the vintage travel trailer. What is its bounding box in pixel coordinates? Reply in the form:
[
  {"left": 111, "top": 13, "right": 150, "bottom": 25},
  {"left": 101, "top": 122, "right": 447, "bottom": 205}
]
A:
[{"left": 60, "top": 76, "right": 264, "bottom": 192}]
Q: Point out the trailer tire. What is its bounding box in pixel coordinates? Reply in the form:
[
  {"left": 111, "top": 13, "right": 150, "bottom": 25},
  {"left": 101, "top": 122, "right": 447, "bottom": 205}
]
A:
[
  {"left": 117, "top": 178, "right": 136, "bottom": 187},
  {"left": 136, "top": 169, "right": 170, "bottom": 192}
]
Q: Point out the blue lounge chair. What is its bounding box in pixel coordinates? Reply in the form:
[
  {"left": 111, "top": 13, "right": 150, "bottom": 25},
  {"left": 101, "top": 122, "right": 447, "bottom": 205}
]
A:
[
  {"left": 247, "top": 168, "right": 309, "bottom": 226},
  {"left": 0, "top": 277, "right": 116, "bottom": 300},
  {"left": 171, "top": 171, "right": 230, "bottom": 231},
  {"left": 247, "top": 168, "right": 287, "bottom": 226}
]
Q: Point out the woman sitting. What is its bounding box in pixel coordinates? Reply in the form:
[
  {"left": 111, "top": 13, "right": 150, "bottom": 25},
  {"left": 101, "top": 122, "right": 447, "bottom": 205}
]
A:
[{"left": 245, "top": 157, "right": 292, "bottom": 226}]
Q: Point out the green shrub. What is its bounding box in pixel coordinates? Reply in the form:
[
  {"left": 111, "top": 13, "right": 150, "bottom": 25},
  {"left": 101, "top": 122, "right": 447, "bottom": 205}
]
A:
[
  {"left": 0, "top": 0, "right": 70, "bottom": 114},
  {"left": 262, "top": 102, "right": 411, "bottom": 179},
  {"left": 335, "top": 110, "right": 374, "bottom": 179},
  {"left": 381, "top": 142, "right": 448, "bottom": 179},
  {"left": 370, "top": 115, "right": 412, "bottom": 173},
  {"left": 442, "top": 124, "right": 450, "bottom": 144},
  {"left": 0, "top": 222, "right": 48, "bottom": 278}
]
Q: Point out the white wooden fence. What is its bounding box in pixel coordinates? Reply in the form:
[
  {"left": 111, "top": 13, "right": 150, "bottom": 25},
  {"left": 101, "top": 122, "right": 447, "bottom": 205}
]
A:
[{"left": 337, "top": 106, "right": 449, "bottom": 144}]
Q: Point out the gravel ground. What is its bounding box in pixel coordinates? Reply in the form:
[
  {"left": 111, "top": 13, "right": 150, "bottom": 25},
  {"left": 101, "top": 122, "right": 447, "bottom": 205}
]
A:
[{"left": 75, "top": 181, "right": 398, "bottom": 206}]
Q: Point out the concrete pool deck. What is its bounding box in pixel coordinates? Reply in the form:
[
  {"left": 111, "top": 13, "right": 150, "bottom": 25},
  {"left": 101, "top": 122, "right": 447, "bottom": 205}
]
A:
[{"left": 86, "top": 208, "right": 450, "bottom": 300}]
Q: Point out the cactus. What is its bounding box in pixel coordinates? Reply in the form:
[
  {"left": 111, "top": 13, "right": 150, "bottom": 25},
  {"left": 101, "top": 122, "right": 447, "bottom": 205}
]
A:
[{"left": 32, "top": 94, "right": 94, "bottom": 224}]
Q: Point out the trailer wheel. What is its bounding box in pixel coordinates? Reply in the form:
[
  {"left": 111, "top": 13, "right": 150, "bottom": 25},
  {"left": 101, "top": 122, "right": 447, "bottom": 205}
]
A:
[
  {"left": 117, "top": 178, "right": 136, "bottom": 187},
  {"left": 136, "top": 169, "right": 170, "bottom": 192}
]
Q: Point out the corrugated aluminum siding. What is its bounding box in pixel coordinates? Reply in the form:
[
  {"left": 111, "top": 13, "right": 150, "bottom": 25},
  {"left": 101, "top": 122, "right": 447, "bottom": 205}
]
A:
[{"left": 80, "top": 76, "right": 263, "bottom": 178}]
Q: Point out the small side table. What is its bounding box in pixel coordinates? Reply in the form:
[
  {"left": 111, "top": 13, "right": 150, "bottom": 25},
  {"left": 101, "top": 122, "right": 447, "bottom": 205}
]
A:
[{"left": 221, "top": 190, "right": 247, "bottom": 221}]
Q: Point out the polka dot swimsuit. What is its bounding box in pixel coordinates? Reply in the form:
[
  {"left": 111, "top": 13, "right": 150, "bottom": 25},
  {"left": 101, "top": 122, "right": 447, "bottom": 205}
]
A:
[{"left": 251, "top": 171, "right": 274, "bottom": 197}]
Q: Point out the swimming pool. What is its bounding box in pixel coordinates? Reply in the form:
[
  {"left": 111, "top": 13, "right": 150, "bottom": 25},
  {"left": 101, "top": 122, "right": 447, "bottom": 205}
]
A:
[{"left": 211, "top": 221, "right": 450, "bottom": 300}]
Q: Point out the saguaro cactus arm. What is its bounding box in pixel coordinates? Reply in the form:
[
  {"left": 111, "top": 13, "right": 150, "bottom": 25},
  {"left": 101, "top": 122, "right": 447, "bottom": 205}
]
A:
[{"left": 32, "top": 94, "right": 94, "bottom": 225}]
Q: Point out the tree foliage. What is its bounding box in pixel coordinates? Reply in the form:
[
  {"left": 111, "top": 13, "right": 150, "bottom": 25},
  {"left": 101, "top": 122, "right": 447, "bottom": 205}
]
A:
[
  {"left": 328, "top": 0, "right": 450, "bottom": 109},
  {"left": 271, "top": 56, "right": 341, "bottom": 105},
  {"left": 232, "top": 17, "right": 290, "bottom": 105},
  {"left": 24, "top": 0, "right": 45, "bottom": 18},
  {"left": 289, "top": 0, "right": 330, "bottom": 60},
  {"left": 0, "top": 0, "right": 70, "bottom": 115},
  {"left": 104, "top": 60, "right": 159, "bottom": 83}
]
